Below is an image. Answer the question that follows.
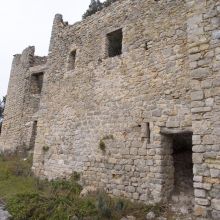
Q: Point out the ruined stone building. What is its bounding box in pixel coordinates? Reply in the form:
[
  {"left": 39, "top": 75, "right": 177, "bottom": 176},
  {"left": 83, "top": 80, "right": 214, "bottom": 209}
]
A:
[{"left": 0, "top": 0, "right": 220, "bottom": 218}]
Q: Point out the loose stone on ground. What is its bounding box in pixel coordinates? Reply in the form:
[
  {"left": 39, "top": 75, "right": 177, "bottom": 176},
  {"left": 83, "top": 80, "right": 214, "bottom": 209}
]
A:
[{"left": 0, "top": 203, "right": 10, "bottom": 220}]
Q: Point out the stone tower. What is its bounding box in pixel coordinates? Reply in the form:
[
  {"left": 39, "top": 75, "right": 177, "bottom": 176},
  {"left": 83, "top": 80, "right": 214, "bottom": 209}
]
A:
[{"left": 0, "top": 47, "right": 47, "bottom": 153}]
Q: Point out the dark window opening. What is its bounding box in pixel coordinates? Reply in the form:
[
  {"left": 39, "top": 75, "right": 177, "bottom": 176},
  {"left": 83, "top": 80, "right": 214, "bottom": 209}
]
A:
[
  {"left": 146, "top": 122, "right": 150, "bottom": 143},
  {"left": 172, "top": 133, "right": 193, "bottom": 202},
  {"left": 107, "top": 29, "right": 123, "bottom": 57},
  {"left": 145, "top": 42, "right": 148, "bottom": 50},
  {"left": 30, "top": 72, "right": 44, "bottom": 94},
  {"left": 141, "top": 122, "right": 150, "bottom": 143},
  {"left": 68, "top": 50, "right": 76, "bottom": 70}
]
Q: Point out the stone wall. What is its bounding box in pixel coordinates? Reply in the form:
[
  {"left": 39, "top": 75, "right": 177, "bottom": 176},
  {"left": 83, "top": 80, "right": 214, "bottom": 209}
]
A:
[
  {"left": 0, "top": 0, "right": 219, "bottom": 218},
  {"left": 187, "top": 0, "right": 220, "bottom": 219},
  {"left": 33, "top": 0, "right": 191, "bottom": 204}
]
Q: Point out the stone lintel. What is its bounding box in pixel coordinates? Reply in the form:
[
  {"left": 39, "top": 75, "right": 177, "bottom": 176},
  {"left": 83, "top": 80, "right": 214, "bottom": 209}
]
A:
[
  {"left": 160, "top": 127, "right": 193, "bottom": 135},
  {"left": 30, "top": 64, "right": 47, "bottom": 75}
]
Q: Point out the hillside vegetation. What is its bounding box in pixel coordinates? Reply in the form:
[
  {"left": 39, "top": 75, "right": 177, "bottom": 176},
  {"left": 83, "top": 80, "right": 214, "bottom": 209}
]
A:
[
  {"left": 0, "top": 154, "right": 166, "bottom": 220},
  {"left": 83, "top": 0, "right": 118, "bottom": 19}
]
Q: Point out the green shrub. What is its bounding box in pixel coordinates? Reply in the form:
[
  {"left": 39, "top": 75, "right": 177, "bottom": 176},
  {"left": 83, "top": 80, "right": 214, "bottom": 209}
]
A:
[
  {"left": 97, "top": 192, "right": 112, "bottom": 219},
  {"left": 42, "top": 146, "right": 49, "bottom": 152},
  {"left": 50, "top": 178, "right": 82, "bottom": 196},
  {"left": 0, "top": 155, "right": 32, "bottom": 179},
  {"left": 115, "top": 199, "right": 125, "bottom": 212},
  {"left": 83, "top": 0, "right": 119, "bottom": 19},
  {"left": 0, "top": 154, "right": 167, "bottom": 220},
  {"left": 73, "top": 171, "right": 80, "bottom": 181},
  {"left": 99, "top": 140, "right": 106, "bottom": 152},
  {"left": 98, "top": 135, "right": 114, "bottom": 152}
]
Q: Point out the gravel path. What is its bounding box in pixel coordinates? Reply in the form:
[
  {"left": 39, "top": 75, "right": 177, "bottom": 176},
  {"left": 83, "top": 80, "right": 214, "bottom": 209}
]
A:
[{"left": 0, "top": 203, "right": 11, "bottom": 220}]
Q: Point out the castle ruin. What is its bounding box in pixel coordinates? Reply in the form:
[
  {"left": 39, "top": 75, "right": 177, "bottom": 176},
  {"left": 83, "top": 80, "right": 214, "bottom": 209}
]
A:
[{"left": 0, "top": 0, "right": 220, "bottom": 218}]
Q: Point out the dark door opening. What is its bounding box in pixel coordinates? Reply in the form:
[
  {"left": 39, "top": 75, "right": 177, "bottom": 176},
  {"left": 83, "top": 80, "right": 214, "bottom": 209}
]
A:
[
  {"left": 172, "top": 133, "right": 193, "bottom": 196},
  {"left": 161, "top": 129, "right": 193, "bottom": 214},
  {"left": 171, "top": 132, "right": 194, "bottom": 215}
]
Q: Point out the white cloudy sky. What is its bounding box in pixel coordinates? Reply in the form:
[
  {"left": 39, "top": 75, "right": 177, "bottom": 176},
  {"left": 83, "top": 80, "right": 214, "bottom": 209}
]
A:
[{"left": 0, "top": 0, "right": 99, "bottom": 99}]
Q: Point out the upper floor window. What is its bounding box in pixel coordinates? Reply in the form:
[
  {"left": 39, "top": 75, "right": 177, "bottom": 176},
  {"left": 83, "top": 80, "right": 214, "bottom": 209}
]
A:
[
  {"left": 67, "top": 50, "right": 77, "bottom": 70},
  {"left": 30, "top": 72, "right": 44, "bottom": 94},
  {"left": 107, "top": 28, "right": 123, "bottom": 57}
]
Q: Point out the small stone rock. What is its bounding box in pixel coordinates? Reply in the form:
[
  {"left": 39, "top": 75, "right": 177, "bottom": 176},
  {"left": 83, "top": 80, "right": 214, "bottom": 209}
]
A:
[
  {"left": 0, "top": 205, "right": 11, "bottom": 220},
  {"left": 180, "top": 206, "right": 189, "bottom": 214},
  {"left": 194, "top": 189, "right": 206, "bottom": 198},
  {"left": 194, "top": 205, "right": 207, "bottom": 217},
  {"left": 191, "top": 91, "right": 204, "bottom": 101},
  {"left": 213, "top": 30, "right": 220, "bottom": 39},
  {"left": 157, "top": 217, "right": 167, "bottom": 220},
  {"left": 80, "top": 186, "right": 97, "bottom": 197},
  {"left": 127, "top": 216, "right": 136, "bottom": 220},
  {"left": 145, "top": 211, "right": 156, "bottom": 220}
]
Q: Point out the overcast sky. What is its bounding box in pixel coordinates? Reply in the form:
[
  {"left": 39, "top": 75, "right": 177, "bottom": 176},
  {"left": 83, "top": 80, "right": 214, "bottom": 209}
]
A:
[{"left": 0, "top": 0, "right": 99, "bottom": 99}]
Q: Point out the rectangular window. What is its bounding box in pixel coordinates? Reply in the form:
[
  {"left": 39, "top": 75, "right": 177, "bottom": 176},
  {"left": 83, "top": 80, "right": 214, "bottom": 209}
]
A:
[
  {"left": 107, "top": 29, "right": 123, "bottom": 57},
  {"left": 141, "top": 122, "right": 150, "bottom": 143},
  {"left": 68, "top": 50, "right": 76, "bottom": 70},
  {"left": 30, "top": 72, "right": 44, "bottom": 94}
]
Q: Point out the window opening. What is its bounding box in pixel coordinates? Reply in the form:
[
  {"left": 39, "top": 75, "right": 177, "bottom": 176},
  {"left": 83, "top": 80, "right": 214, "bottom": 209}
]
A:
[
  {"left": 68, "top": 50, "right": 76, "bottom": 70},
  {"left": 30, "top": 72, "right": 44, "bottom": 94},
  {"left": 107, "top": 29, "right": 123, "bottom": 57}
]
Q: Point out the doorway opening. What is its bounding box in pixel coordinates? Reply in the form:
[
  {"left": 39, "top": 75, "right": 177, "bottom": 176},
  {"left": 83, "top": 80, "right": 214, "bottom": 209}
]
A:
[
  {"left": 169, "top": 132, "right": 194, "bottom": 215},
  {"left": 161, "top": 129, "right": 193, "bottom": 214},
  {"left": 107, "top": 28, "right": 123, "bottom": 57},
  {"left": 172, "top": 133, "right": 193, "bottom": 197}
]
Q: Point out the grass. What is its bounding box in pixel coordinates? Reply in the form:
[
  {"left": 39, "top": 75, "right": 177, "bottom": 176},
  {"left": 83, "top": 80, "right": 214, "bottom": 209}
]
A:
[
  {"left": 0, "top": 154, "right": 166, "bottom": 220},
  {"left": 0, "top": 155, "right": 36, "bottom": 200}
]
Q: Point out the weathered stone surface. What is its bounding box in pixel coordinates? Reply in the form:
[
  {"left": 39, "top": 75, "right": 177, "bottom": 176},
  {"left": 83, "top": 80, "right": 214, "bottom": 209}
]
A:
[
  {"left": 212, "top": 199, "right": 220, "bottom": 211},
  {"left": 213, "top": 31, "right": 220, "bottom": 40},
  {"left": 194, "top": 205, "right": 207, "bottom": 217},
  {"left": 191, "top": 91, "right": 204, "bottom": 101},
  {"left": 191, "top": 68, "right": 209, "bottom": 79},
  {"left": 195, "top": 198, "right": 210, "bottom": 206},
  {"left": 80, "top": 186, "right": 97, "bottom": 197},
  {"left": 210, "top": 169, "right": 220, "bottom": 178},
  {"left": 194, "top": 189, "right": 206, "bottom": 198},
  {"left": 145, "top": 211, "right": 156, "bottom": 220},
  {"left": 212, "top": 210, "right": 220, "bottom": 220}
]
